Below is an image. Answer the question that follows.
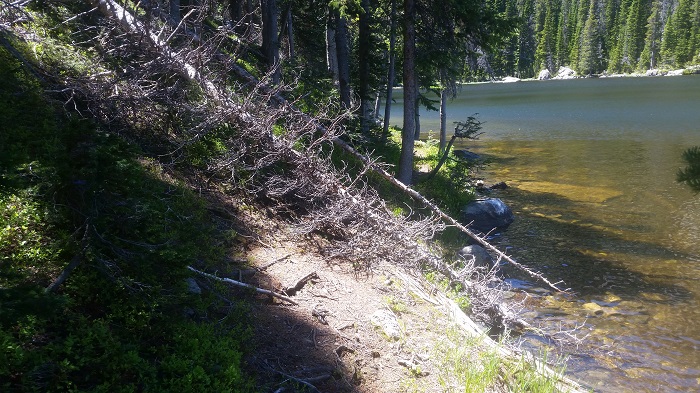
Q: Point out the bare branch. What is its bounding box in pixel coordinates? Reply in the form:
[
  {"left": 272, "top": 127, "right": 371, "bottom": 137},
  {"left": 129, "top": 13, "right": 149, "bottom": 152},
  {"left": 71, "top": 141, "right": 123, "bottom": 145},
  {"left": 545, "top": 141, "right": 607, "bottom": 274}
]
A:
[{"left": 187, "top": 266, "right": 298, "bottom": 306}]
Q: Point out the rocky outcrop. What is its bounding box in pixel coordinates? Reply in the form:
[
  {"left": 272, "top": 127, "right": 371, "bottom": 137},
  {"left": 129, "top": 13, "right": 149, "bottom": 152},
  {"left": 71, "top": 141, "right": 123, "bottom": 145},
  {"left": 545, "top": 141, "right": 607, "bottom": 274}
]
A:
[
  {"left": 501, "top": 76, "right": 520, "bottom": 83},
  {"left": 553, "top": 66, "right": 576, "bottom": 79},
  {"left": 461, "top": 198, "right": 515, "bottom": 233},
  {"left": 538, "top": 69, "right": 552, "bottom": 80}
]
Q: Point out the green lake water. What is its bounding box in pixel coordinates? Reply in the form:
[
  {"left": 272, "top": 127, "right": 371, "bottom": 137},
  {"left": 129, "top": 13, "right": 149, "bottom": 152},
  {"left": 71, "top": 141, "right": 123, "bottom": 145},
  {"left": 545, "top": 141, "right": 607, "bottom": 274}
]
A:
[{"left": 390, "top": 76, "right": 700, "bottom": 392}]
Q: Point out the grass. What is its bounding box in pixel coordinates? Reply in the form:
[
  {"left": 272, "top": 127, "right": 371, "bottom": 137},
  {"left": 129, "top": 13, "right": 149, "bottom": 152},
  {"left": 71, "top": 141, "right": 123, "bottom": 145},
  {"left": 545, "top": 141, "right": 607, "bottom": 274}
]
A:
[{"left": 432, "top": 327, "right": 567, "bottom": 392}]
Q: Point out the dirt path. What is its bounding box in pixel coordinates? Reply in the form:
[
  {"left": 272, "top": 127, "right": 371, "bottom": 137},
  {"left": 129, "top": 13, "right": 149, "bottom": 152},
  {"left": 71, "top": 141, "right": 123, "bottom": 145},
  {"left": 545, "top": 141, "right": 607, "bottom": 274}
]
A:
[{"left": 242, "top": 237, "right": 463, "bottom": 392}]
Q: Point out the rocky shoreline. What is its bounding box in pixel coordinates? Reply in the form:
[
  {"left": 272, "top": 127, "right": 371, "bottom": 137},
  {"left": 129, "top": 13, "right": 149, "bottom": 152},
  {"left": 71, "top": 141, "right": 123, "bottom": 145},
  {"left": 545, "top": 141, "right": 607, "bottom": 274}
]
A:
[{"left": 497, "top": 65, "right": 700, "bottom": 83}]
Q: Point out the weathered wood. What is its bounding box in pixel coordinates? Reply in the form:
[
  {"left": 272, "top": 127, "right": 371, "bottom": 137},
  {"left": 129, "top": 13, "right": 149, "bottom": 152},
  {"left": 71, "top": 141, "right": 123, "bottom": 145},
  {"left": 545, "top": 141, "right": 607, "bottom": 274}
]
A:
[{"left": 187, "top": 266, "right": 298, "bottom": 305}]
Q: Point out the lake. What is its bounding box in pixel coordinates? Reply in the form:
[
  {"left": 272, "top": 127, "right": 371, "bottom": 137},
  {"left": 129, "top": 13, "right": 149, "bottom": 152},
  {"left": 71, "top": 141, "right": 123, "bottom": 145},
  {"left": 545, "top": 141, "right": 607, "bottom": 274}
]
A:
[{"left": 390, "top": 76, "right": 700, "bottom": 392}]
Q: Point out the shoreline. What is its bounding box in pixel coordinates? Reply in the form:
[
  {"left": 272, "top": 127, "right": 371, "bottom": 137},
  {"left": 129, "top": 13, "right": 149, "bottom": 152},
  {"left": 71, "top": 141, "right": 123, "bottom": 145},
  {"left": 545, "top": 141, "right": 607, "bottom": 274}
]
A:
[{"left": 491, "top": 65, "right": 700, "bottom": 83}]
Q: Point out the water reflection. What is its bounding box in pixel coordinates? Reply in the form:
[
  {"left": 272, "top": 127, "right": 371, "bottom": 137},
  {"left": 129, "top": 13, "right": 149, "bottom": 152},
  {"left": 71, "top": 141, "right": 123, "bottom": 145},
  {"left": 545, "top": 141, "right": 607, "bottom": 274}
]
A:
[{"left": 471, "top": 139, "right": 700, "bottom": 392}]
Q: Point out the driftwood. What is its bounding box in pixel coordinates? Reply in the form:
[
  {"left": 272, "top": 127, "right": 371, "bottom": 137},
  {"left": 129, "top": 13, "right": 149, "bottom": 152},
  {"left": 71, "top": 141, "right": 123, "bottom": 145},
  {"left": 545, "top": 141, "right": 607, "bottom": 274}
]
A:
[{"left": 187, "top": 266, "right": 298, "bottom": 305}]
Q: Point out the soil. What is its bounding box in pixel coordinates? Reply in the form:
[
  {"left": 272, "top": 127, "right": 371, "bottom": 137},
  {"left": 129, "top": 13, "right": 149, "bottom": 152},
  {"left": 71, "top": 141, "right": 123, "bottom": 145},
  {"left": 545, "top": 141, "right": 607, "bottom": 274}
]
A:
[
  {"left": 242, "top": 237, "right": 461, "bottom": 392},
  {"left": 203, "top": 195, "right": 486, "bottom": 392}
]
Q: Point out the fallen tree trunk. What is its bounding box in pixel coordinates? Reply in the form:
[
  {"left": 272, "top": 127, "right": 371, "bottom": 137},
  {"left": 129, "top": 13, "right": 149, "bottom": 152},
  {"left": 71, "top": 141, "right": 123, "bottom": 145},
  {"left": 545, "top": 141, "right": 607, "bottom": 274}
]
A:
[{"left": 87, "top": 0, "right": 565, "bottom": 294}]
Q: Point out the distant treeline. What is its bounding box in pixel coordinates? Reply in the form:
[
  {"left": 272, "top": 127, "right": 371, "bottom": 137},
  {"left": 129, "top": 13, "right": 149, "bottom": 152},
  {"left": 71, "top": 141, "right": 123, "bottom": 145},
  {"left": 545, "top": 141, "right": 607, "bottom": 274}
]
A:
[{"left": 485, "top": 0, "right": 700, "bottom": 78}]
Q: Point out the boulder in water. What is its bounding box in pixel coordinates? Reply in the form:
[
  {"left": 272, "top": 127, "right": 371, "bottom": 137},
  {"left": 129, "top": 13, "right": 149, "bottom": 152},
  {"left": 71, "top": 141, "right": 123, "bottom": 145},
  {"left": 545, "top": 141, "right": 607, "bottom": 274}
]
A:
[
  {"left": 457, "top": 244, "right": 495, "bottom": 268},
  {"left": 453, "top": 149, "right": 480, "bottom": 161},
  {"left": 461, "top": 198, "right": 515, "bottom": 233}
]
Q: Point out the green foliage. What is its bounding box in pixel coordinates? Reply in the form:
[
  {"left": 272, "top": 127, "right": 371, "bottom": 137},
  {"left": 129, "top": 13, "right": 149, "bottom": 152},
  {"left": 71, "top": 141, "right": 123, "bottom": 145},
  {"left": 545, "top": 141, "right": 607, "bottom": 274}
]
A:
[
  {"left": 0, "top": 37, "right": 254, "bottom": 392},
  {"left": 677, "top": 146, "right": 700, "bottom": 192}
]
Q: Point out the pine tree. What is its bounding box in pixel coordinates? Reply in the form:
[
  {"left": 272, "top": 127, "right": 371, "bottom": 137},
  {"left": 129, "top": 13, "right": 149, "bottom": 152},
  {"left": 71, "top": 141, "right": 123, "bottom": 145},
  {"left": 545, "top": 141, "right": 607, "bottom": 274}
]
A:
[
  {"left": 638, "top": 0, "right": 663, "bottom": 70},
  {"left": 578, "top": 0, "right": 601, "bottom": 73}
]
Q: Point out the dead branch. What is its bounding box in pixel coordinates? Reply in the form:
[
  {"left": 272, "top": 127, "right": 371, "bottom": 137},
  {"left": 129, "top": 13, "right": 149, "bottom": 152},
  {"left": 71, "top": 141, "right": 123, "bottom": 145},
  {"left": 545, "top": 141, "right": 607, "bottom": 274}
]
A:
[
  {"left": 284, "top": 272, "right": 318, "bottom": 296},
  {"left": 187, "top": 266, "right": 298, "bottom": 305},
  {"left": 257, "top": 253, "right": 291, "bottom": 272},
  {"left": 46, "top": 222, "right": 91, "bottom": 293}
]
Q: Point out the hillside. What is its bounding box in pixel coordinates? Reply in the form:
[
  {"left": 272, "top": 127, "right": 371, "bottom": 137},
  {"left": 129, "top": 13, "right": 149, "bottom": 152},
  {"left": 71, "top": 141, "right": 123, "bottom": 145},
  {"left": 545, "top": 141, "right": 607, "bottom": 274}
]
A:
[{"left": 1, "top": 2, "right": 584, "bottom": 392}]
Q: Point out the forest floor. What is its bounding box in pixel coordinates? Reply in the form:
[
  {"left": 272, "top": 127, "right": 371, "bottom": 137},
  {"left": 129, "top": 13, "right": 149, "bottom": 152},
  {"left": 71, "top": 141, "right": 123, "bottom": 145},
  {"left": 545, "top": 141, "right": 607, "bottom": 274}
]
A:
[{"left": 202, "top": 191, "right": 497, "bottom": 393}]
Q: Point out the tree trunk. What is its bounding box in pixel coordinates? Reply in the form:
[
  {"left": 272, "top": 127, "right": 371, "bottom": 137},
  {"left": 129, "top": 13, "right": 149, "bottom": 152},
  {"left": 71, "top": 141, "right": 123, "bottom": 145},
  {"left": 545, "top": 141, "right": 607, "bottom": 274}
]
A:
[
  {"left": 277, "top": 5, "right": 294, "bottom": 60},
  {"left": 382, "top": 0, "right": 397, "bottom": 143},
  {"left": 170, "top": 0, "right": 180, "bottom": 22},
  {"left": 286, "top": 6, "right": 294, "bottom": 60},
  {"left": 261, "top": 0, "right": 280, "bottom": 84},
  {"left": 398, "top": 0, "right": 416, "bottom": 185},
  {"left": 414, "top": 94, "right": 420, "bottom": 140},
  {"left": 358, "top": 0, "right": 372, "bottom": 133},
  {"left": 229, "top": 0, "right": 243, "bottom": 23},
  {"left": 373, "top": 91, "right": 381, "bottom": 121},
  {"left": 335, "top": 10, "right": 352, "bottom": 110},
  {"left": 424, "top": 135, "right": 457, "bottom": 182},
  {"left": 326, "top": 9, "right": 339, "bottom": 82},
  {"left": 439, "top": 87, "right": 447, "bottom": 154}
]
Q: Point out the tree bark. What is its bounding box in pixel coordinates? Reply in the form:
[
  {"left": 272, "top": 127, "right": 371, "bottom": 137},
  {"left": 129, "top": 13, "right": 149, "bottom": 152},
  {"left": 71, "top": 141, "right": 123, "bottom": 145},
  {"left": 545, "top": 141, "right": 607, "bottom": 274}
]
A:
[
  {"left": 170, "top": 0, "right": 180, "bottom": 22},
  {"left": 358, "top": 0, "right": 372, "bottom": 133},
  {"left": 398, "top": 0, "right": 416, "bottom": 185},
  {"left": 382, "top": 0, "right": 397, "bottom": 143},
  {"left": 326, "top": 9, "right": 339, "bottom": 82},
  {"left": 439, "top": 87, "right": 447, "bottom": 153},
  {"left": 414, "top": 93, "right": 420, "bottom": 140},
  {"left": 335, "top": 9, "right": 351, "bottom": 110},
  {"left": 285, "top": 6, "right": 294, "bottom": 60},
  {"left": 261, "top": 0, "right": 280, "bottom": 84}
]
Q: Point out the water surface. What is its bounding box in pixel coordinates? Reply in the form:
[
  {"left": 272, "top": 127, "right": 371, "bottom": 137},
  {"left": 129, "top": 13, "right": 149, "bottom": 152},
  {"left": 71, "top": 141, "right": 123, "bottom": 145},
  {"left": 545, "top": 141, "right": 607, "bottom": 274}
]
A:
[{"left": 391, "top": 76, "right": 700, "bottom": 392}]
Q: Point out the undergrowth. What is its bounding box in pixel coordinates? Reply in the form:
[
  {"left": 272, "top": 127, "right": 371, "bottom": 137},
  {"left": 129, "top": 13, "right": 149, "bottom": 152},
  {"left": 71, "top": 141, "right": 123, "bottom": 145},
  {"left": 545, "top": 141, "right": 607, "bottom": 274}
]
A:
[{"left": 0, "top": 35, "right": 254, "bottom": 392}]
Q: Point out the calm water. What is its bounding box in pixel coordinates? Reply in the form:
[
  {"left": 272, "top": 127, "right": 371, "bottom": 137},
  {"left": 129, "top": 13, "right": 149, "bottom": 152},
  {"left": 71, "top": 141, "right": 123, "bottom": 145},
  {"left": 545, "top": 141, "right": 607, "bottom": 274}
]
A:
[{"left": 391, "top": 76, "right": 700, "bottom": 392}]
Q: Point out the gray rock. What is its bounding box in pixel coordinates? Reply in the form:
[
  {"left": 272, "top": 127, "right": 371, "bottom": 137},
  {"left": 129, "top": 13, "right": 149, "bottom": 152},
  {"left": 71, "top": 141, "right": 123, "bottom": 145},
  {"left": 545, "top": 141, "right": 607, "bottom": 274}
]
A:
[
  {"left": 457, "top": 245, "right": 494, "bottom": 268},
  {"left": 185, "top": 277, "right": 202, "bottom": 294},
  {"left": 461, "top": 198, "right": 514, "bottom": 233},
  {"left": 371, "top": 310, "right": 402, "bottom": 340},
  {"left": 554, "top": 66, "right": 576, "bottom": 79},
  {"left": 538, "top": 69, "right": 551, "bottom": 80}
]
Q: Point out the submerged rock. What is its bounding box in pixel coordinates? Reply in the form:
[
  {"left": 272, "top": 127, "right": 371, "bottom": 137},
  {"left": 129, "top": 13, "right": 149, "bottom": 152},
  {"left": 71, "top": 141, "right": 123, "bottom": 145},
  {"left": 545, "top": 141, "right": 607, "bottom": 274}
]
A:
[
  {"left": 461, "top": 198, "right": 515, "bottom": 233},
  {"left": 453, "top": 149, "right": 481, "bottom": 161},
  {"left": 457, "top": 244, "right": 494, "bottom": 268}
]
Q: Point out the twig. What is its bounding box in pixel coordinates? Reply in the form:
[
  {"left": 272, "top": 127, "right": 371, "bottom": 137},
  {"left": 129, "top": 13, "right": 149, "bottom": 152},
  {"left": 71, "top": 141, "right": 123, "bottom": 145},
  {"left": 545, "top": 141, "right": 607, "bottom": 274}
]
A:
[
  {"left": 284, "top": 271, "right": 318, "bottom": 296},
  {"left": 46, "top": 222, "right": 91, "bottom": 293},
  {"left": 187, "top": 266, "right": 298, "bottom": 305},
  {"left": 257, "top": 253, "right": 291, "bottom": 272}
]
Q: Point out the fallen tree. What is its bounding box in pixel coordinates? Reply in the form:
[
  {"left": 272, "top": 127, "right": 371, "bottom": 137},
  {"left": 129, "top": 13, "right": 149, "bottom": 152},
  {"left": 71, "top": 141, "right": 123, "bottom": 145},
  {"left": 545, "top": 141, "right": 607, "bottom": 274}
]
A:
[{"left": 85, "top": 0, "right": 565, "bottom": 294}]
